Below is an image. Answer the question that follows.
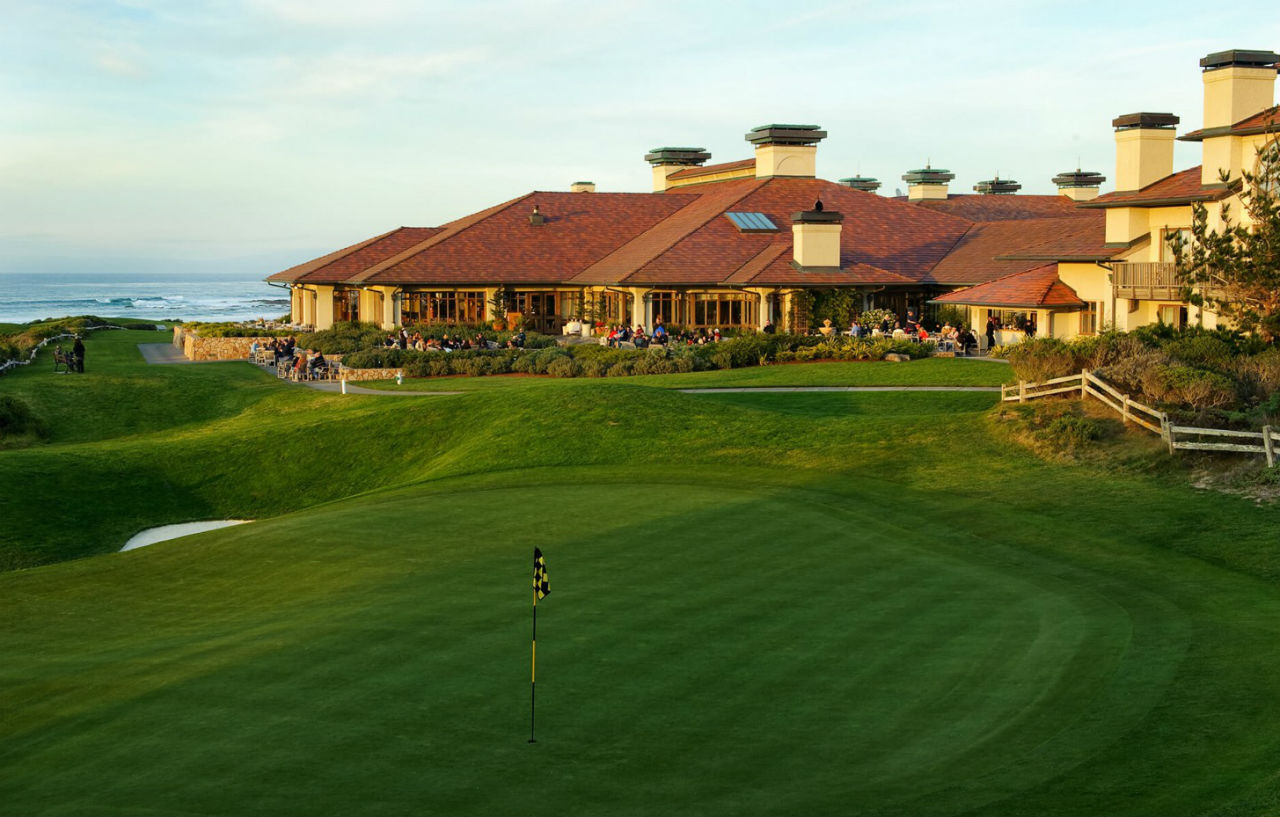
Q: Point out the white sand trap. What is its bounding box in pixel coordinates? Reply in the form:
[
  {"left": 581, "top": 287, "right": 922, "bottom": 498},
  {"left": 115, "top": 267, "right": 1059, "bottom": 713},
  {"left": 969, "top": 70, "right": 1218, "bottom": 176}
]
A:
[{"left": 121, "top": 520, "right": 252, "bottom": 552}]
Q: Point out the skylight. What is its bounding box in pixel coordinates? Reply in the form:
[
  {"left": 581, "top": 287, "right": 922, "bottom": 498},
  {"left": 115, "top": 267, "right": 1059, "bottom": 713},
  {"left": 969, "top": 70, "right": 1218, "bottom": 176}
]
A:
[{"left": 724, "top": 212, "right": 779, "bottom": 233}]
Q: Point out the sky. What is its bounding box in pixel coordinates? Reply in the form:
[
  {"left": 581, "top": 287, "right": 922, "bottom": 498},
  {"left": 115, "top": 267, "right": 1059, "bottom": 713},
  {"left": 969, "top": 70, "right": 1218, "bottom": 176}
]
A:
[{"left": 3, "top": 0, "right": 1279, "bottom": 277}]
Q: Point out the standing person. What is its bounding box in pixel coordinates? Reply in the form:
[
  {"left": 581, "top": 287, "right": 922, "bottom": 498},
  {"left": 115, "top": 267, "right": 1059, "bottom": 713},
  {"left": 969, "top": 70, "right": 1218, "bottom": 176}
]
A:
[
  {"left": 985, "top": 317, "right": 996, "bottom": 351},
  {"left": 72, "top": 335, "right": 85, "bottom": 373},
  {"left": 1025, "top": 314, "right": 1037, "bottom": 338}
]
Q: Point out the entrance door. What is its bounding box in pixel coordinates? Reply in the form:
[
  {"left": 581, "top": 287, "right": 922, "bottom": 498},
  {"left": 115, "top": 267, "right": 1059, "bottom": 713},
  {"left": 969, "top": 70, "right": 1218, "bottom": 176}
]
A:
[{"left": 518, "top": 292, "right": 562, "bottom": 334}]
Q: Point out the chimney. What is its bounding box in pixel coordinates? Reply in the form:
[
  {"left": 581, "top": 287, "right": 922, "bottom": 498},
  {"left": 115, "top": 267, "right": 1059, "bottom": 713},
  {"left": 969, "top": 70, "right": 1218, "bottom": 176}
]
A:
[
  {"left": 529, "top": 204, "right": 544, "bottom": 227},
  {"left": 839, "top": 176, "right": 881, "bottom": 193},
  {"left": 973, "top": 176, "right": 1021, "bottom": 195},
  {"left": 1199, "top": 49, "right": 1279, "bottom": 184},
  {"left": 1112, "top": 113, "right": 1179, "bottom": 192},
  {"left": 570, "top": 181, "right": 596, "bottom": 193},
  {"left": 791, "top": 198, "right": 842, "bottom": 268},
  {"left": 902, "top": 164, "right": 955, "bottom": 200},
  {"left": 644, "top": 147, "right": 711, "bottom": 192},
  {"left": 746, "top": 124, "right": 826, "bottom": 178},
  {"left": 1052, "top": 168, "right": 1106, "bottom": 201}
]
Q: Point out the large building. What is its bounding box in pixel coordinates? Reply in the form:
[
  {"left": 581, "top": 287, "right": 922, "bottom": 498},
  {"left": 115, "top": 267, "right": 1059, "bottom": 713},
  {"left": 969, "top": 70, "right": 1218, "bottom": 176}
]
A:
[{"left": 269, "top": 49, "right": 1279, "bottom": 345}]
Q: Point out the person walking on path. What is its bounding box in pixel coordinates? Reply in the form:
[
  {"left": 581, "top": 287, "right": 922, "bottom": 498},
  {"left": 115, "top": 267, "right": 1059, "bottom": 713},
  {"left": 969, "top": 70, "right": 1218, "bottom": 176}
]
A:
[{"left": 72, "top": 335, "right": 85, "bottom": 373}]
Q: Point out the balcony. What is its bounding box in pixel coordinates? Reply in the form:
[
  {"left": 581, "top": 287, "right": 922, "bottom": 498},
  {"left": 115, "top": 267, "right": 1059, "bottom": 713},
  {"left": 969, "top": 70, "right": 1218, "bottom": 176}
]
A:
[{"left": 1111, "top": 262, "right": 1185, "bottom": 301}]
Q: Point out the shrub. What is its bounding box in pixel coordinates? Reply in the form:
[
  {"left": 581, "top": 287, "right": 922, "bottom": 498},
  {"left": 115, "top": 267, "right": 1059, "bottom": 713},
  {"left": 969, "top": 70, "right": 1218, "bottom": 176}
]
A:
[
  {"left": 606, "top": 360, "right": 635, "bottom": 377},
  {"left": 1041, "top": 414, "right": 1105, "bottom": 448},
  {"left": 0, "top": 395, "right": 46, "bottom": 440},
  {"left": 1003, "top": 337, "right": 1078, "bottom": 382},
  {"left": 1151, "top": 366, "right": 1238, "bottom": 410},
  {"left": 545, "top": 356, "right": 581, "bottom": 378}
]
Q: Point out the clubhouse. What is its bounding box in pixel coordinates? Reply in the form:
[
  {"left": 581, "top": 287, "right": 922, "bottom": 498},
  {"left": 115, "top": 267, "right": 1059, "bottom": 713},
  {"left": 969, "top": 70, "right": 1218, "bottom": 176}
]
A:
[{"left": 269, "top": 48, "right": 1279, "bottom": 345}]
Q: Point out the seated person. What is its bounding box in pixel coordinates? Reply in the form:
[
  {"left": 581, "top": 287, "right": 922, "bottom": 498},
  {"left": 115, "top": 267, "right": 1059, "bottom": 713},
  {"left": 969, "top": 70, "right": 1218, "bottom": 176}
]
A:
[{"left": 309, "top": 351, "right": 327, "bottom": 377}]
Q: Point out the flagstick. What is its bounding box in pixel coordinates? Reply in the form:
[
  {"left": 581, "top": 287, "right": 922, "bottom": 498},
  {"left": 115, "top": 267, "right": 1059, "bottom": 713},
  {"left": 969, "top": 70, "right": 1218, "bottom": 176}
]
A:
[{"left": 529, "top": 588, "right": 537, "bottom": 743}]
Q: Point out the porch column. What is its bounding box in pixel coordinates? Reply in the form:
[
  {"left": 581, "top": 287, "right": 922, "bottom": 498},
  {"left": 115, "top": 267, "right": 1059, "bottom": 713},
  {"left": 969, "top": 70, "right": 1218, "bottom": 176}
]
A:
[
  {"left": 746, "top": 287, "right": 771, "bottom": 330},
  {"left": 627, "top": 287, "right": 648, "bottom": 330},
  {"left": 378, "top": 287, "right": 399, "bottom": 328}
]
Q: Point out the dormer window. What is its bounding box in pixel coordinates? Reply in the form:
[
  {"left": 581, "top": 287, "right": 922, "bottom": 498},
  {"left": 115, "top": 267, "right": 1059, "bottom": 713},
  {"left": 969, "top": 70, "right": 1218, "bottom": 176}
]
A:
[{"left": 725, "top": 212, "right": 779, "bottom": 233}]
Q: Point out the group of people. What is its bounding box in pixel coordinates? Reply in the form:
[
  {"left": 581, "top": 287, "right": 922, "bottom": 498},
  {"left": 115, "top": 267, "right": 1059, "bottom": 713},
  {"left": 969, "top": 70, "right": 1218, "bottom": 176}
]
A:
[
  {"left": 605, "top": 321, "right": 723, "bottom": 348},
  {"left": 52, "top": 336, "right": 86, "bottom": 373},
  {"left": 250, "top": 337, "right": 331, "bottom": 380},
  {"left": 384, "top": 329, "right": 501, "bottom": 352}
]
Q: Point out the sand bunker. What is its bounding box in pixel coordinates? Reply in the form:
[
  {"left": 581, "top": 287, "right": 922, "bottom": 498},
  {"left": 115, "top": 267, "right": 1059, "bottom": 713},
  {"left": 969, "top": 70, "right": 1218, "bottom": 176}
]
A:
[{"left": 120, "top": 520, "right": 252, "bottom": 552}]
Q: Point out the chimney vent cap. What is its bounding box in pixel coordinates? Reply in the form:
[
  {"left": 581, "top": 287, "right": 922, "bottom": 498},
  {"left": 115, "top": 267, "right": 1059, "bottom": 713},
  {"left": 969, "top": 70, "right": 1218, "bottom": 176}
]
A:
[
  {"left": 644, "top": 147, "right": 711, "bottom": 166},
  {"left": 1200, "top": 49, "right": 1280, "bottom": 71},
  {"left": 902, "top": 165, "right": 955, "bottom": 185},
  {"left": 974, "top": 177, "right": 1022, "bottom": 195},
  {"left": 1052, "top": 169, "right": 1106, "bottom": 188},
  {"left": 1112, "top": 112, "right": 1180, "bottom": 131},
  {"left": 839, "top": 176, "right": 882, "bottom": 192},
  {"left": 745, "top": 124, "right": 827, "bottom": 146}
]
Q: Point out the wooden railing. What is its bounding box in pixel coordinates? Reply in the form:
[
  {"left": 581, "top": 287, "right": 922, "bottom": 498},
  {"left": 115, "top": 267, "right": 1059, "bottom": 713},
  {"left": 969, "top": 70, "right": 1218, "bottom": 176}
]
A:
[
  {"left": 1001, "top": 369, "right": 1276, "bottom": 467},
  {"left": 1111, "top": 262, "right": 1185, "bottom": 301}
]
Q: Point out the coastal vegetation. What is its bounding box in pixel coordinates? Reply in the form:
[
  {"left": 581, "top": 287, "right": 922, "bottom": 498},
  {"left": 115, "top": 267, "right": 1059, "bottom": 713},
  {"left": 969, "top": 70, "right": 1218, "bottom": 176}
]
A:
[
  {"left": 998, "top": 326, "right": 1280, "bottom": 427},
  {"left": 3, "top": 329, "right": 1280, "bottom": 814}
]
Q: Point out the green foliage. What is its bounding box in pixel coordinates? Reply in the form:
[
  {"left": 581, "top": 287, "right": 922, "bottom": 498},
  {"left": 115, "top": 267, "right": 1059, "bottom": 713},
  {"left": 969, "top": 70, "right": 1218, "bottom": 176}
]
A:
[
  {"left": 296, "top": 321, "right": 389, "bottom": 354},
  {"left": 183, "top": 322, "right": 292, "bottom": 338},
  {"left": 811, "top": 288, "right": 861, "bottom": 328},
  {"left": 1173, "top": 139, "right": 1280, "bottom": 342},
  {"left": 0, "top": 395, "right": 47, "bottom": 442},
  {"left": 859, "top": 307, "right": 897, "bottom": 331},
  {"left": 933, "top": 305, "right": 968, "bottom": 329}
]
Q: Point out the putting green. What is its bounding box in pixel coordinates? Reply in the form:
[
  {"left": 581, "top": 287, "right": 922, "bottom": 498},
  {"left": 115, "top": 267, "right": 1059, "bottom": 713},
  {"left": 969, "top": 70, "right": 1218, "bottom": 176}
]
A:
[{"left": 0, "top": 475, "right": 1220, "bottom": 816}]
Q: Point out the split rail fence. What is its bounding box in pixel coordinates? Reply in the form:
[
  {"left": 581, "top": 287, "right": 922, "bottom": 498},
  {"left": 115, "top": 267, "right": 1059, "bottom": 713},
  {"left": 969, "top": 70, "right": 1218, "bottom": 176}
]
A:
[{"left": 1000, "top": 368, "right": 1276, "bottom": 468}]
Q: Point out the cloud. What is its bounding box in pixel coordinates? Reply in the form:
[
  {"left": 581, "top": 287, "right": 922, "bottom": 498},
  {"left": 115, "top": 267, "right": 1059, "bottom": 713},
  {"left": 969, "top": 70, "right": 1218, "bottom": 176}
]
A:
[{"left": 94, "top": 48, "right": 148, "bottom": 77}]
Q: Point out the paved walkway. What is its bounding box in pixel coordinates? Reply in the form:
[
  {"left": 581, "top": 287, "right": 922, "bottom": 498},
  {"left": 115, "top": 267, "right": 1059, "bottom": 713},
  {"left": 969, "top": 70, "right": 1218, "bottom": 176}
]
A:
[
  {"left": 678, "top": 386, "right": 1002, "bottom": 393},
  {"left": 300, "top": 380, "right": 462, "bottom": 396},
  {"left": 137, "top": 343, "right": 234, "bottom": 365}
]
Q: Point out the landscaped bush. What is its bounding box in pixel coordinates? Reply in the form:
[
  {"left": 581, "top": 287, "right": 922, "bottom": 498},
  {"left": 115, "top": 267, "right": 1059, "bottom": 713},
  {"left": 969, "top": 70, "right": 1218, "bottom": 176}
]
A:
[
  {"left": 1041, "top": 413, "right": 1106, "bottom": 448},
  {"left": 999, "top": 337, "right": 1078, "bottom": 382},
  {"left": 1149, "top": 366, "right": 1238, "bottom": 411}
]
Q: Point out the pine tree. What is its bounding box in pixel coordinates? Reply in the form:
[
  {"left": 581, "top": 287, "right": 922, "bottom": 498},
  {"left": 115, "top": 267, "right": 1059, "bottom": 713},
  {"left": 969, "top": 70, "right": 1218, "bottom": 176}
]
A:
[{"left": 1173, "top": 137, "right": 1280, "bottom": 343}]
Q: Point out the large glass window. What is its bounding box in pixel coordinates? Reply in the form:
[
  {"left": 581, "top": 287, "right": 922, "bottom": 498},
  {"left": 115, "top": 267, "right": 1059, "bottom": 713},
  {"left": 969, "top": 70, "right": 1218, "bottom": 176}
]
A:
[
  {"left": 649, "top": 291, "right": 688, "bottom": 327},
  {"left": 691, "top": 292, "right": 758, "bottom": 329},
  {"left": 333, "top": 288, "right": 359, "bottom": 323},
  {"left": 401, "top": 291, "right": 486, "bottom": 325}
]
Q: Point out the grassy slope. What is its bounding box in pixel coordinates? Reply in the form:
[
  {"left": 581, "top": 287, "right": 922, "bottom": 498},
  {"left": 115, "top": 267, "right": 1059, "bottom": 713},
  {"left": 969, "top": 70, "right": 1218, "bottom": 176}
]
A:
[
  {"left": 2, "top": 332, "right": 1280, "bottom": 814},
  {"left": 354, "top": 356, "right": 1015, "bottom": 392}
]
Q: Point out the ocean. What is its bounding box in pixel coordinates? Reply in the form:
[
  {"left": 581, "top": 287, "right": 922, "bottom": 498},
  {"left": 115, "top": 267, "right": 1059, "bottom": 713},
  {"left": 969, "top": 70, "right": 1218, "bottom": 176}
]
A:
[{"left": 0, "top": 272, "right": 291, "bottom": 325}]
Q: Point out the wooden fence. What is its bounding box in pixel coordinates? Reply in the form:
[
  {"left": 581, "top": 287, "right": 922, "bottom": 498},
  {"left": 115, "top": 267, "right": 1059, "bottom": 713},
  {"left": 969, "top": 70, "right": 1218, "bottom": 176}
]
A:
[{"left": 1001, "top": 369, "right": 1276, "bottom": 467}]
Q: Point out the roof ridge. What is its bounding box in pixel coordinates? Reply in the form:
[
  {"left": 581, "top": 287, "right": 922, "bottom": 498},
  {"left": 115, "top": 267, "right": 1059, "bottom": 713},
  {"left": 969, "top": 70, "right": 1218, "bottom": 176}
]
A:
[
  {"left": 350, "top": 193, "right": 536, "bottom": 284},
  {"left": 268, "top": 227, "right": 402, "bottom": 282},
  {"left": 570, "top": 180, "right": 763, "bottom": 284}
]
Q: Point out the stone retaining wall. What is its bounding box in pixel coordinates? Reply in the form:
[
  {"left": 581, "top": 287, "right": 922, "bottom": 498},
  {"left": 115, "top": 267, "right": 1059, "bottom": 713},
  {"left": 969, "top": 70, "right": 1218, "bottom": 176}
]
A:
[
  {"left": 338, "top": 367, "right": 403, "bottom": 382},
  {"left": 173, "top": 326, "right": 278, "bottom": 362}
]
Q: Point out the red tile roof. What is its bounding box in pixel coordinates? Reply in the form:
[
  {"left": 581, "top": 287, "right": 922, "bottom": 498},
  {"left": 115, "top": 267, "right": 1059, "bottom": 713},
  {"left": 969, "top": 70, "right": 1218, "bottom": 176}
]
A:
[
  {"left": 267, "top": 227, "right": 442, "bottom": 283},
  {"left": 1084, "top": 166, "right": 1235, "bottom": 208},
  {"left": 667, "top": 158, "right": 756, "bottom": 181},
  {"left": 910, "top": 194, "right": 1092, "bottom": 222},
  {"left": 271, "top": 172, "right": 1116, "bottom": 291},
  {"left": 924, "top": 215, "right": 1110, "bottom": 286},
  {"left": 1179, "top": 105, "right": 1280, "bottom": 141},
  {"left": 358, "top": 192, "right": 695, "bottom": 285},
  {"left": 932, "top": 264, "right": 1085, "bottom": 309}
]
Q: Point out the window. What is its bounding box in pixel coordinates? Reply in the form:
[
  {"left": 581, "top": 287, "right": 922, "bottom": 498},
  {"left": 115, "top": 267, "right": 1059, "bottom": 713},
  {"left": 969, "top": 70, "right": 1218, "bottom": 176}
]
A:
[
  {"left": 401, "top": 291, "right": 485, "bottom": 325},
  {"left": 691, "top": 292, "right": 758, "bottom": 328},
  {"left": 1160, "top": 228, "right": 1192, "bottom": 263},
  {"left": 649, "top": 291, "right": 688, "bottom": 327},
  {"left": 1079, "top": 301, "right": 1104, "bottom": 335},
  {"left": 724, "top": 212, "right": 779, "bottom": 233},
  {"left": 1157, "top": 304, "right": 1186, "bottom": 328},
  {"left": 333, "top": 288, "right": 359, "bottom": 323},
  {"left": 1255, "top": 139, "right": 1280, "bottom": 198}
]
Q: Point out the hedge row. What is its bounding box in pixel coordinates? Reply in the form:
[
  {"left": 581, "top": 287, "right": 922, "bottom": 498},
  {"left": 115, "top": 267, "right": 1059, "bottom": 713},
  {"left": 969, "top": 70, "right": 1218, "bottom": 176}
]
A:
[{"left": 344, "top": 334, "right": 932, "bottom": 379}]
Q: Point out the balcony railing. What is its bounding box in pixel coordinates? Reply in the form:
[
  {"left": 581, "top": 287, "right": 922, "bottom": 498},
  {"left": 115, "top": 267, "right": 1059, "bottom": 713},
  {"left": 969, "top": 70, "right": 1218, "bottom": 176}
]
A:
[{"left": 1111, "top": 262, "right": 1185, "bottom": 301}]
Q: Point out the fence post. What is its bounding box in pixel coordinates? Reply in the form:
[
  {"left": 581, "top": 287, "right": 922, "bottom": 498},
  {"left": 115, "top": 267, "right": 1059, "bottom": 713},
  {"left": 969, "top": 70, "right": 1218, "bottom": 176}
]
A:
[
  {"left": 1122, "top": 394, "right": 1131, "bottom": 425},
  {"left": 1161, "top": 414, "right": 1176, "bottom": 454},
  {"left": 1081, "top": 368, "right": 1089, "bottom": 400},
  {"left": 1019, "top": 380, "right": 1026, "bottom": 403},
  {"left": 1264, "top": 425, "right": 1275, "bottom": 468}
]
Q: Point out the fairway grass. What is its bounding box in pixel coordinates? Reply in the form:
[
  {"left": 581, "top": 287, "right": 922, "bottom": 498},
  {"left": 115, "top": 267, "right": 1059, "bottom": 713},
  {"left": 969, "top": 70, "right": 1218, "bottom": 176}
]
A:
[{"left": 3, "top": 331, "right": 1280, "bottom": 815}]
